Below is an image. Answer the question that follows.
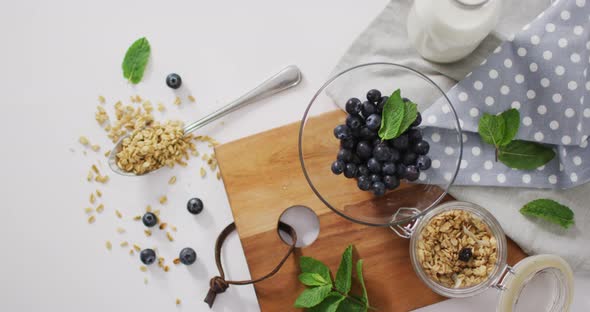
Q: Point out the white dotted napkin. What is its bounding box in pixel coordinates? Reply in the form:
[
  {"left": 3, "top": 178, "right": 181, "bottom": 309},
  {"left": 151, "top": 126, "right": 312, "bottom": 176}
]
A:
[{"left": 422, "top": 0, "right": 590, "bottom": 189}]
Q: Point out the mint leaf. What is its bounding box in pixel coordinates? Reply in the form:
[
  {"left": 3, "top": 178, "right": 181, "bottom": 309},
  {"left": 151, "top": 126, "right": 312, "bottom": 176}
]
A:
[
  {"left": 498, "top": 140, "right": 555, "bottom": 170},
  {"left": 335, "top": 245, "right": 353, "bottom": 294},
  {"left": 300, "top": 256, "right": 332, "bottom": 283},
  {"left": 499, "top": 109, "right": 520, "bottom": 146},
  {"left": 298, "top": 273, "right": 330, "bottom": 287},
  {"left": 356, "top": 260, "right": 368, "bottom": 307},
  {"left": 308, "top": 293, "right": 346, "bottom": 312},
  {"left": 122, "top": 37, "right": 151, "bottom": 84},
  {"left": 378, "top": 89, "right": 405, "bottom": 140},
  {"left": 478, "top": 113, "right": 505, "bottom": 147},
  {"left": 398, "top": 100, "right": 418, "bottom": 136},
  {"left": 520, "top": 199, "right": 574, "bottom": 229},
  {"left": 294, "top": 285, "right": 332, "bottom": 308},
  {"left": 336, "top": 297, "right": 367, "bottom": 312}
]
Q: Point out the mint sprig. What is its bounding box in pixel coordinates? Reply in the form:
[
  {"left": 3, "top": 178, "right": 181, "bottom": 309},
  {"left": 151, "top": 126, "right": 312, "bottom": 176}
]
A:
[
  {"left": 520, "top": 199, "right": 574, "bottom": 229},
  {"left": 295, "top": 245, "right": 374, "bottom": 311},
  {"left": 122, "top": 37, "right": 151, "bottom": 84},
  {"left": 477, "top": 108, "right": 555, "bottom": 169},
  {"left": 378, "top": 89, "right": 417, "bottom": 140}
]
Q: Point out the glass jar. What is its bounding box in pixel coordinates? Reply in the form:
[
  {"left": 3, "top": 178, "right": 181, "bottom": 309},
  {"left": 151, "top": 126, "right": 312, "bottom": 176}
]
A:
[{"left": 402, "top": 201, "right": 574, "bottom": 311}]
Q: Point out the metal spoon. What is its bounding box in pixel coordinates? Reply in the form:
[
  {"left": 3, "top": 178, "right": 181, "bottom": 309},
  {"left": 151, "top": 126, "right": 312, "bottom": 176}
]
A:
[{"left": 108, "top": 65, "right": 302, "bottom": 176}]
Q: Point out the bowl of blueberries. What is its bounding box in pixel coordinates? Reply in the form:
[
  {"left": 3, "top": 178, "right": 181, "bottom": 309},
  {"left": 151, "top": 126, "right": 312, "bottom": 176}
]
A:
[{"left": 298, "top": 62, "right": 462, "bottom": 227}]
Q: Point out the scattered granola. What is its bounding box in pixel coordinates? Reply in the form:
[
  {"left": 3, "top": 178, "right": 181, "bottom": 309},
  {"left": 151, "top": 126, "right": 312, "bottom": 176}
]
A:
[
  {"left": 159, "top": 223, "right": 167, "bottom": 230},
  {"left": 173, "top": 258, "right": 180, "bottom": 265},
  {"left": 133, "top": 215, "right": 142, "bottom": 221},
  {"left": 120, "top": 241, "right": 129, "bottom": 247},
  {"left": 79, "top": 136, "right": 90, "bottom": 146},
  {"left": 90, "top": 193, "right": 96, "bottom": 204},
  {"left": 95, "top": 174, "right": 109, "bottom": 183},
  {"left": 176, "top": 298, "right": 181, "bottom": 305},
  {"left": 200, "top": 167, "right": 206, "bottom": 177},
  {"left": 188, "top": 95, "right": 196, "bottom": 102},
  {"left": 166, "top": 232, "right": 174, "bottom": 242},
  {"left": 91, "top": 144, "right": 101, "bottom": 152},
  {"left": 168, "top": 176, "right": 177, "bottom": 185},
  {"left": 104, "top": 150, "right": 111, "bottom": 157},
  {"left": 159, "top": 196, "right": 167, "bottom": 205},
  {"left": 98, "top": 95, "right": 106, "bottom": 104},
  {"left": 174, "top": 96, "right": 181, "bottom": 106},
  {"left": 91, "top": 164, "right": 99, "bottom": 174},
  {"left": 133, "top": 244, "right": 142, "bottom": 252},
  {"left": 157, "top": 102, "right": 166, "bottom": 112},
  {"left": 96, "top": 204, "right": 104, "bottom": 213},
  {"left": 95, "top": 106, "right": 109, "bottom": 126},
  {"left": 140, "top": 266, "right": 148, "bottom": 272},
  {"left": 106, "top": 241, "right": 112, "bottom": 250},
  {"left": 96, "top": 189, "right": 102, "bottom": 197},
  {"left": 88, "top": 215, "right": 96, "bottom": 224},
  {"left": 116, "top": 227, "right": 126, "bottom": 234},
  {"left": 87, "top": 171, "right": 93, "bottom": 181},
  {"left": 115, "top": 210, "right": 123, "bottom": 219},
  {"left": 416, "top": 209, "right": 498, "bottom": 289},
  {"left": 144, "top": 229, "right": 152, "bottom": 237}
]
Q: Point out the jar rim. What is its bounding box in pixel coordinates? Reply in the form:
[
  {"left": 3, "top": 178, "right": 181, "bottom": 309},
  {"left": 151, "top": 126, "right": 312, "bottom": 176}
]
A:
[{"left": 409, "top": 201, "right": 508, "bottom": 298}]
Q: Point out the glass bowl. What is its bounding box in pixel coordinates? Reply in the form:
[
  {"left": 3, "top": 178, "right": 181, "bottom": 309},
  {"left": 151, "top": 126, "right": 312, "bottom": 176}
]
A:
[{"left": 298, "top": 62, "right": 463, "bottom": 227}]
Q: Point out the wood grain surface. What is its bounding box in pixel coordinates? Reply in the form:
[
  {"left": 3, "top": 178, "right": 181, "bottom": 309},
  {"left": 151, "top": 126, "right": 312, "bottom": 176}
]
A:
[{"left": 215, "top": 111, "right": 527, "bottom": 312}]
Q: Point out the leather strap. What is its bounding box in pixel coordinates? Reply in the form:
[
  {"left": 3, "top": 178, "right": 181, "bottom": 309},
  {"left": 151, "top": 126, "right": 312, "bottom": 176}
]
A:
[{"left": 204, "top": 221, "right": 298, "bottom": 308}]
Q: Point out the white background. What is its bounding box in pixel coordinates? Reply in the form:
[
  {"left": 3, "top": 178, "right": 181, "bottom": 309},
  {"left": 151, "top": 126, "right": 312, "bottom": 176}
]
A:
[{"left": 0, "top": 0, "right": 588, "bottom": 311}]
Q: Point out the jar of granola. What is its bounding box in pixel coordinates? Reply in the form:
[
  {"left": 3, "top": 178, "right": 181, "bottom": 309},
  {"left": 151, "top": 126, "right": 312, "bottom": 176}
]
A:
[{"left": 396, "top": 201, "right": 574, "bottom": 311}]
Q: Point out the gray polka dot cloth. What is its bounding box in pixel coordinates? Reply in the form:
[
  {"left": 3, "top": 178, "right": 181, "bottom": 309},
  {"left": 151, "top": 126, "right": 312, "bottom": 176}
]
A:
[{"left": 422, "top": 0, "right": 590, "bottom": 189}]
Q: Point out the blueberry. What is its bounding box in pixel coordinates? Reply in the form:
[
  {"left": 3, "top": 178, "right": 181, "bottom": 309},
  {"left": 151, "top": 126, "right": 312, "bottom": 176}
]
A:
[
  {"left": 402, "top": 152, "right": 418, "bottom": 165},
  {"left": 382, "top": 162, "right": 397, "bottom": 175},
  {"left": 372, "top": 138, "right": 383, "bottom": 147},
  {"left": 345, "top": 98, "right": 362, "bottom": 115},
  {"left": 331, "top": 160, "right": 345, "bottom": 175},
  {"left": 356, "top": 141, "right": 373, "bottom": 159},
  {"left": 351, "top": 154, "right": 362, "bottom": 165},
  {"left": 343, "top": 163, "right": 358, "bottom": 178},
  {"left": 458, "top": 247, "right": 473, "bottom": 262},
  {"left": 402, "top": 97, "right": 410, "bottom": 103},
  {"left": 359, "top": 127, "right": 377, "bottom": 140},
  {"left": 365, "top": 114, "right": 381, "bottom": 131},
  {"left": 361, "top": 101, "right": 378, "bottom": 117},
  {"left": 383, "top": 175, "right": 400, "bottom": 190},
  {"left": 392, "top": 134, "right": 409, "bottom": 150},
  {"left": 341, "top": 138, "right": 356, "bottom": 150},
  {"left": 373, "top": 144, "right": 391, "bottom": 162},
  {"left": 366, "top": 89, "right": 382, "bottom": 103},
  {"left": 396, "top": 163, "right": 407, "bottom": 178},
  {"left": 166, "top": 73, "right": 182, "bottom": 89},
  {"left": 389, "top": 148, "right": 401, "bottom": 163},
  {"left": 140, "top": 248, "right": 157, "bottom": 265},
  {"left": 357, "top": 176, "right": 372, "bottom": 191},
  {"left": 405, "top": 165, "right": 420, "bottom": 181},
  {"left": 367, "top": 158, "right": 381, "bottom": 173},
  {"left": 412, "top": 112, "right": 422, "bottom": 127},
  {"left": 377, "top": 96, "right": 389, "bottom": 112},
  {"left": 370, "top": 174, "right": 382, "bottom": 183},
  {"left": 408, "top": 128, "right": 423, "bottom": 142},
  {"left": 372, "top": 182, "right": 386, "bottom": 196},
  {"left": 413, "top": 140, "right": 430, "bottom": 155},
  {"left": 417, "top": 155, "right": 432, "bottom": 170},
  {"left": 142, "top": 212, "right": 158, "bottom": 227},
  {"left": 179, "top": 247, "right": 197, "bottom": 265},
  {"left": 346, "top": 115, "right": 363, "bottom": 130},
  {"left": 337, "top": 149, "right": 353, "bottom": 162},
  {"left": 333, "top": 125, "right": 352, "bottom": 140},
  {"left": 358, "top": 165, "right": 370, "bottom": 177},
  {"left": 350, "top": 127, "right": 361, "bottom": 138},
  {"left": 187, "top": 198, "right": 204, "bottom": 215}
]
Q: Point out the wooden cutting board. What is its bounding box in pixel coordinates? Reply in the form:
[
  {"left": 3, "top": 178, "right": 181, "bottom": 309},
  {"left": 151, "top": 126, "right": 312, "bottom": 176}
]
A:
[{"left": 215, "top": 111, "right": 527, "bottom": 312}]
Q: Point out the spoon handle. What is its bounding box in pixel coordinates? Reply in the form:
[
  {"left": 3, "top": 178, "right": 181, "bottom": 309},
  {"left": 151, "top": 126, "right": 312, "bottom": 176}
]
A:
[{"left": 183, "top": 65, "right": 302, "bottom": 134}]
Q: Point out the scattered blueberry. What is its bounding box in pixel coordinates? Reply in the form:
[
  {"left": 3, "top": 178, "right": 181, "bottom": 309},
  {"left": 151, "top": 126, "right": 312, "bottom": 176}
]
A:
[
  {"left": 357, "top": 176, "right": 372, "bottom": 190},
  {"left": 142, "top": 212, "right": 158, "bottom": 227},
  {"left": 343, "top": 163, "right": 358, "bottom": 178},
  {"left": 382, "top": 162, "right": 397, "bottom": 175},
  {"left": 140, "top": 248, "right": 157, "bottom": 265},
  {"left": 337, "top": 149, "right": 353, "bottom": 162},
  {"left": 408, "top": 129, "right": 423, "bottom": 142},
  {"left": 179, "top": 247, "right": 197, "bottom": 265},
  {"left": 346, "top": 115, "right": 363, "bottom": 129},
  {"left": 383, "top": 175, "right": 400, "bottom": 190},
  {"left": 412, "top": 112, "right": 422, "bottom": 127},
  {"left": 166, "top": 73, "right": 182, "bottom": 89},
  {"left": 417, "top": 155, "right": 432, "bottom": 170},
  {"left": 402, "top": 152, "right": 418, "bottom": 166},
  {"left": 377, "top": 96, "right": 389, "bottom": 112},
  {"left": 458, "top": 247, "right": 473, "bottom": 262},
  {"left": 345, "top": 98, "right": 362, "bottom": 115},
  {"left": 341, "top": 138, "right": 356, "bottom": 150},
  {"left": 361, "top": 101, "right": 378, "bottom": 117},
  {"left": 333, "top": 125, "right": 352, "bottom": 140},
  {"left": 373, "top": 144, "right": 391, "bottom": 162},
  {"left": 358, "top": 165, "right": 370, "bottom": 177},
  {"left": 392, "top": 134, "right": 409, "bottom": 150},
  {"left": 356, "top": 141, "right": 373, "bottom": 159},
  {"left": 331, "top": 160, "right": 345, "bottom": 175},
  {"left": 187, "top": 198, "right": 204, "bottom": 215},
  {"left": 370, "top": 174, "right": 382, "bottom": 183},
  {"left": 372, "top": 182, "right": 386, "bottom": 196},
  {"left": 366, "top": 89, "right": 382, "bottom": 103},
  {"left": 413, "top": 140, "right": 430, "bottom": 155},
  {"left": 367, "top": 158, "right": 382, "bottom": 173},
  {"left": 405, "top": 165, "right": 420, "bottom": 181},
  {"left": 359, "top": 127, "right": 377, "bottom": 140},
  {"left": 365, "top": 114, "right": 381, "bottom": 131}
]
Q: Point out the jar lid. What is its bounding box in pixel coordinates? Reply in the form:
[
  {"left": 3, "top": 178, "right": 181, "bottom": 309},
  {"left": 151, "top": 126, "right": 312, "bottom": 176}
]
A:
[{"left": 497, "top": 254, "right": 574, "bottom": 312}]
